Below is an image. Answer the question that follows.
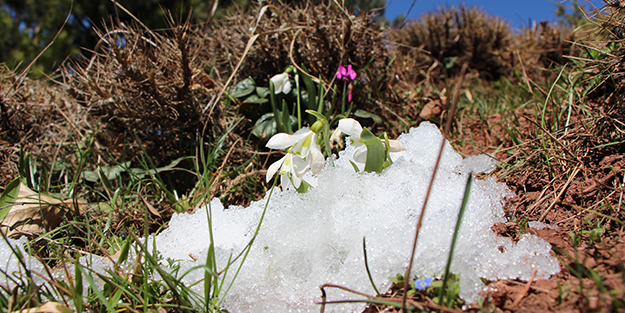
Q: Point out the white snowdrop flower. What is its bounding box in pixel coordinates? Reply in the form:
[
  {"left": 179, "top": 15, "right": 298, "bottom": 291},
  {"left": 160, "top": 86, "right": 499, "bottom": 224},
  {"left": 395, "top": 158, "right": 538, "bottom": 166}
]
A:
[
  {"left": 266, "top": 128, "right": 324, "bottom": 188},
  {"left": 270, "top": 72, "right": 291, "bottom": 94},
  {"left": 266, "top": 153, "right": 308, "bottom": 189},
  {"left": 338, "top": 118, "right": 405, "bottom": 163},
  {"left": 338, "top": 118, "right": 367, "bottom": 163}
]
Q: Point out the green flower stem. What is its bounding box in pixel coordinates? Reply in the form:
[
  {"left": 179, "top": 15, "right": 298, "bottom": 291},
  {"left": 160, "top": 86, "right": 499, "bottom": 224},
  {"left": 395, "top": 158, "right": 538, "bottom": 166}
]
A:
[{"left": 295, "top": 71, "right": 302, "bottom": 129}]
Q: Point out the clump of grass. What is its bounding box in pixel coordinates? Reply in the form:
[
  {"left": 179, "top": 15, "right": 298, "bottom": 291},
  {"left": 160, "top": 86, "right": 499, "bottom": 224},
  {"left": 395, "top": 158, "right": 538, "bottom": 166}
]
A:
[
  {"left": 514, "top": 21, "right": 581, "bottom": 79},
  {"left": 208, "top": 1, "right": 391, "bottom": 131}
]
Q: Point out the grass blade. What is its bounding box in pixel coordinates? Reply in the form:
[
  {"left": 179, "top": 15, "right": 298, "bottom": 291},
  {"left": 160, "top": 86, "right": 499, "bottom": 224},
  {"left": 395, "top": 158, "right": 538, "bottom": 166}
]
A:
[
  {"left": 438, "top": 173, "right": 473, "bottom": 307},
  {"left": 78, "top": 265, "right": 116, "bottom": 313},
  {"left": 362, "top": 237, "right": 380, "bottom": 296},
  {"left": 0, "top": 177, "right": 21, "bottom": 219},
  {"left": 72, "top": 259, "right": 83, "bottom": 313}
]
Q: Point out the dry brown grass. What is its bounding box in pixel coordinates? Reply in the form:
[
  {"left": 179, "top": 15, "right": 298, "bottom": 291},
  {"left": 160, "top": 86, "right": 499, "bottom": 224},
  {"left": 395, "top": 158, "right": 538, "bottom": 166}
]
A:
[
  {"left": 387, "top": 4, "right": 585, "bottom": 87},
  {"left": 0, "top": 65, "right": 90, "bottom": 187},
  {"left": 63, "top": 19, "right": 226, "bottom": 166}
]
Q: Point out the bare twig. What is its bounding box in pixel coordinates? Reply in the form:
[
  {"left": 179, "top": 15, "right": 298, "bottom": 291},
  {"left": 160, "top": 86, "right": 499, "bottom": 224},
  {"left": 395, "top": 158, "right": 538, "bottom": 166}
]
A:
[
  {"left": 510, "top": 269, "right": 538, "bottom": 308},
  {"left": 539, "top": 165, "right": 582, "bottom": 222},
  {"left": 319, "top": 283, "right": 376, "bottom": 313},
  {"left": 202, "top": 34, "right": 259, "bottom": 137}
]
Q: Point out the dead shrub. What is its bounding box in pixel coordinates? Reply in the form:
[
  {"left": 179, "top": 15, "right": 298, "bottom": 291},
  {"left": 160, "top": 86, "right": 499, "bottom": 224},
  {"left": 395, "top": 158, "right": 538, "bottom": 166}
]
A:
[
  {"left": 389, "top": 5, "right": 512, "bottom": 83},
  {"left": 63, "top": 19, "right": 225, "bottom": 166},
  {"left": 64, "top": 1, "right": 390, "bottom": 165},
  {"left": 0, "top": 65, "right": 90, "bottom": 187}
]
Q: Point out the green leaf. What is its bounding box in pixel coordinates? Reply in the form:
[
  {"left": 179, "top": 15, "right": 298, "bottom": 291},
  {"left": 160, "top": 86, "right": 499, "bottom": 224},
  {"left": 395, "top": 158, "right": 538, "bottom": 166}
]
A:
[
  {"left": 349, "top": 160, "right": 360, "bottom": 173},
  {"left": 205, "top": 243, "right": 215, "bottom": 301},
  {"left": 256, "top": 86, "right": 270, "bottom": 98},
  {"left": 360, "top": 128, "right": 386, "bottom": 173},
  {"left": 19, "top": 150, "right": 37, "bottom": 189},
  {"left": 79, "top": 265, "right": 117, "bottom": 312},
  {"left": 269, "top": 80, "right": 285, "bottom": 133},
  {"left": 98, "top": 167, "right": 114, "bottom": 191},
  {"left": 242, "top": 94, "right": 268, "bottom": 104},
  {"left": 128, "top": 157, "right": 187, "bottom": 179},
  {"left": 317, "top": 75, "right": 325, "bottom": 114},
  {"left": 118, "top": 236, "right": 131, "bottom": 264},
  {"left": 252, "top": 113, "right": 278, "bottom": 140},
  {"left": 229, "top": 77, "right": 256, "bottom": 98},
  {"left": 295, "top": 180, "right": 311, "bottom": 193},
  {"left": 0, "top": 177, "right": 21, "bottom": 219},
  {"left": 305, "top": 109, "right": 326, "bottom": 123},
  {"left": 80, "top": 170, "right": 99, "bottom": 183},
  {"left": 299, "top": 65, "right": 317, "bottom": 109},
  {"left": 103, "top": 162, "right": 131, "bottom": 180},
  {"left": 354, "top": 110, "right": 383, "bottom": 124},
  {"left": 444, "top": 56, "right": 458, "bottom": 69},
  {"left": 73, "top": 260, "right": 83, "bottom": 313},
  {"left": 281, "top": 100, "right": 293, "bottom": 134}
]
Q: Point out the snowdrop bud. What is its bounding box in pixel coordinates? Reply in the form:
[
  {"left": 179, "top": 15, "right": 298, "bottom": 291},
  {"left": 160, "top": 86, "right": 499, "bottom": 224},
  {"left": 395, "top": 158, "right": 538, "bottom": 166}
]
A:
[{"left": 310, "top": 120, "right": 324, "bottom": 133}]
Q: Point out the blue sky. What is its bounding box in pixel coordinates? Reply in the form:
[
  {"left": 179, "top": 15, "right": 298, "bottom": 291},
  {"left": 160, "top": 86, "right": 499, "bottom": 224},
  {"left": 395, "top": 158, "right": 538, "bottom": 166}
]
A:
[{"left": 384, "top": 0, "right": 606, "bottom": 29}]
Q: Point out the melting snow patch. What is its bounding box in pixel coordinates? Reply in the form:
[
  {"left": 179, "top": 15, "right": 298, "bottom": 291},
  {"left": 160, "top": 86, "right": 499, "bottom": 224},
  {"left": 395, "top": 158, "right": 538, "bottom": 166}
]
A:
[
  {"left": 148, "top": 122, "right": 560, "bottom": 312},
  {"left": 0, "top": 122, "right": 560, "bottom": 312}
]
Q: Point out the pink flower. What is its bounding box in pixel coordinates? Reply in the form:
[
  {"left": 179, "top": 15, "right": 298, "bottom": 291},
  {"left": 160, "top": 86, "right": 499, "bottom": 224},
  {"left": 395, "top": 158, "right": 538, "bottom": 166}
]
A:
[{"left": 336, "top": 64, "right": 356, "bottom": 81}]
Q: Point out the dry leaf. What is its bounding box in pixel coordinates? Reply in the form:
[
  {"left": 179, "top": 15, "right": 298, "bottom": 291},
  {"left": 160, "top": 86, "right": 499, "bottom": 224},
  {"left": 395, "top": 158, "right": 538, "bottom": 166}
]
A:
[
  {"left": 464, "top": 89, "right": 474, "bottom": 103},
  {"left": 419, "top": 97, "right": 445, "bottom": 120},
  {"left": 1, "top": 183, "right": 87, "bottom": 237},
  {"left": 12, "top": 301, "right": 70, "bottom": 313},
  {"left": 139, "top": 194, "right": 161, "bottom": 217}
]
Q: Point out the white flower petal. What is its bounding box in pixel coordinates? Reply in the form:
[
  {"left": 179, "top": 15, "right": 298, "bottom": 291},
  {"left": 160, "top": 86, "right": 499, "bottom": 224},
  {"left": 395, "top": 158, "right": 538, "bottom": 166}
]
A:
[
  {"left": 290, "top": 173, "right": 302, "bottom": 188},
  {"left": 280, "top": 173, "right": 293, "bottom": 189},
  {"left": 353, "top": 146, "right": 368, "bottom": 163},
  {"left": 266, "top": 156, "right": 285, "bottom": 183},
  {"left": 291, "top": 154, "right": 310, "bottom": 177},
  {"left": 293, "top": 127, "right": 312, "bottom": 136},
  {"left": 266, "top": 133, "right": 297, "bottom": 150},
  {"left": 338, "top": 118, "right": 363, "bottom": 138},
  {"left": 309, "top": 146, "right": 325, "bottom": 174},
  {"left": 388, "top": 140, "right": 406, "bottom": 152},
  {"left": 282, "top": 79, "right": 292, "bottom": 94},
  {"left": 271, "top": 73, "right": 291, "bottom": 94},
  {"left": 291, "top": 130, "right": 315, "bottom": 157},
  {"left": 330, "top": 128, "right": 343, "bottom": 143}
]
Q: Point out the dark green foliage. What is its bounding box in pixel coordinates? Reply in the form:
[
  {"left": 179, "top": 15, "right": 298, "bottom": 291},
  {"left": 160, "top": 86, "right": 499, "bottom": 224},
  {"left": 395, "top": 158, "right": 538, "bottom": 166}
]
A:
[{"left": 0, "top": 0, "right": 250, "bottom": 75}]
